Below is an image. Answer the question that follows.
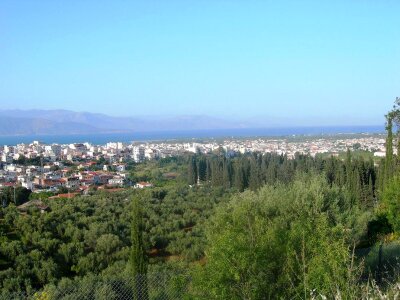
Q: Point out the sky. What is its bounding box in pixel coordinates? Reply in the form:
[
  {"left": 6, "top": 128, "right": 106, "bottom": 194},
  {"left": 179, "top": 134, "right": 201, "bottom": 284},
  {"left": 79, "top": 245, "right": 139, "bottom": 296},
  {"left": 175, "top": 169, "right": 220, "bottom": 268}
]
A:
[{"left": 0, "top": 1, "right": 399, "bottom": 126}]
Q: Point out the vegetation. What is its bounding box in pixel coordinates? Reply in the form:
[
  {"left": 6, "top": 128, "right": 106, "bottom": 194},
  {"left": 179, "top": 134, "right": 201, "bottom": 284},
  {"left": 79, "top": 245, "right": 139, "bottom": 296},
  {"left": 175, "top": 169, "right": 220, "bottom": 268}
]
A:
[
  {"left": 12, "top": 155, "right": 42, "bottom": 166},
  {"left": 191, "top": 176, "right": 366, "bottom": 298},
  {"left": 130, "top": 196, "right": 148, "bottom": 300},
  {"left": 0, "top": 186, "right": 31, "bottom": 206},
  {"left": 1, "top": 100, "right": 400, "bottom": 298}
]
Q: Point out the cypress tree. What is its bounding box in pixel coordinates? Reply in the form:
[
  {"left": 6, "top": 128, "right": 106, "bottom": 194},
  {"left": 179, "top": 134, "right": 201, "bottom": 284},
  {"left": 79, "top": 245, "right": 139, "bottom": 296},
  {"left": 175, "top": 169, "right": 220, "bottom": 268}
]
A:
[
  {"left": 249, "top": 157, "right": 261, "bottom": 191},
  {"left": 211, "top": 159, "right": 224, "bottom": 186},
  {"left": 260, "top": 155, "right": 268, "bottom": 182},
  {"left": 197, "top": 157, "right": 207, "bottom": 182},
  {"left": 211, "top": 159, "right": 218, "bottom": 186},
  {"left": 222, "top": 159, "right": 232, "bottom": 188},
  {"left": 324, "top": 157, "right": 336, "bottom": 186},
  {"left": 188, "top": 156, "right": 197, "bottom": 185},
  {"left": 234, "top": 163, "right": 245, "bottom": 192},
  {"left": 368, "top": 174, "right": 375, "bottom": 206},
  {"left": 130, "top": 197, "right": 148, "bottom": 300},
  {"left": 384, "top": 113, "right": 394, "bottom": 185},
  {"left": 345, "top": 149, "right": 352, "bottom": 181},
  {"left": 394, "top": 97, "right": 400, "bottom": 158},
  {"left": 377, "top": 160, "right": 386, "bottom": 193},
  {"left": 265, "top": 163, "right": 277, "bottom": 185},
  {"left": 206, "top": 158, "right": 212, "bottom": 182}
]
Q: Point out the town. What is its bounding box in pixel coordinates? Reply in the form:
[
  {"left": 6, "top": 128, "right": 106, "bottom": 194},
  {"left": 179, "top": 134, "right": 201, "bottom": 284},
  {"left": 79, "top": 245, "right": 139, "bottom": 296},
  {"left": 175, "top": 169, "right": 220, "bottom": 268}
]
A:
[{"left": 0, "top": 134, "right": 386, "bottom": 198}]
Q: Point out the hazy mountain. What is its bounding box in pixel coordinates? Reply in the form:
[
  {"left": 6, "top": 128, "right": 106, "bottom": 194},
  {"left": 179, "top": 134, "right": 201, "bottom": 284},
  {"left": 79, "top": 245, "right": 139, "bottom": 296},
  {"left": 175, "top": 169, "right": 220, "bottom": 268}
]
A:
[
  {"left": 0, "top": 116, "right": 100, "bottom": 136},
  {"left": 0, "top": 109, "right": 253, "bottom": 136}
]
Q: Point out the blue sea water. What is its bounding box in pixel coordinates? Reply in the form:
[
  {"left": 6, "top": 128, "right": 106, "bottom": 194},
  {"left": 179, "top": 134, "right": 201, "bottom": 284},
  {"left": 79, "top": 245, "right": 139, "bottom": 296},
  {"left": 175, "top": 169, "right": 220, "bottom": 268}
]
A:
[{"left": 0, "top": 126, "right": 385, "bottom": 145}]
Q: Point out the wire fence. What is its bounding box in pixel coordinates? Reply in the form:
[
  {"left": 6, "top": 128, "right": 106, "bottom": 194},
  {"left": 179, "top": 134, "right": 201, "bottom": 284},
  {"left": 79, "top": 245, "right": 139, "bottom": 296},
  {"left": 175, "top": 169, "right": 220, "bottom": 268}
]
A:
[
  {"left": 356, "top": 241, "right": 400, "bottom": 284},
  {"left": 3, "top": 243, "right": 400, "bottom": 300},
  {"left": 0, "top": 273, "right": 190, "bottom": 300}
]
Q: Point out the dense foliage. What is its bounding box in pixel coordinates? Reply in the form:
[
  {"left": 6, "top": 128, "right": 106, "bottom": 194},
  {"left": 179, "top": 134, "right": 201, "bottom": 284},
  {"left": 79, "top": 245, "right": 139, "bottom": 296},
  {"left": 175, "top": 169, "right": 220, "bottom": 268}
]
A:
[
  {"left": 191, "top": 176, "right": 364, "bottom": 299},
  {"left": 188, "top": 150, "right": 377, "bottom": 208},
  {"left": 0, "top": 186, "right": 31, "bottom": 206},
  {"left": 0, "top": 179, "right": 231, "bottom": 293}
]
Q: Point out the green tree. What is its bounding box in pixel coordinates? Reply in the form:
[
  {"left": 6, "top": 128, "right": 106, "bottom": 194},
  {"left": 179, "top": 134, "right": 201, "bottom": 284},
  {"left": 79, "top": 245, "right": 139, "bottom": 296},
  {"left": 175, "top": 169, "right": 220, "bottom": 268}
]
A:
[
  {"left": 191, "top": 176, "right": 360, "bottom": 299},
  {"left": 385, "top": 112, "right": 395, "bottom": 184},
  {"left": 382, "top": 176, "right": 400, "bottom": 234},
  {"left": 2, "top": 186, "right": 31, "bottom": 206},
  {"left": 197, "top": 157, "right": 207, "bottom": 182},
  {"left": 130, "top": 197, "right": 148, "bottom": 300},
  {"left": 187, "top": 156, "right": 197, "bottom": 185}
]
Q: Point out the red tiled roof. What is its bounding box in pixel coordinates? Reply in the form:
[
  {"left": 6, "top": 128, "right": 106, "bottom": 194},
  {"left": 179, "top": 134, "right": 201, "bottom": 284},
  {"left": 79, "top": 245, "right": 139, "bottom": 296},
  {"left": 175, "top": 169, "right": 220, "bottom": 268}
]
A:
[
  {"left": 103, "top": 188, "right": 125, "bottom": 192},
  {"left": 48, "top": 192, "right": 80, "bottom": 199}
]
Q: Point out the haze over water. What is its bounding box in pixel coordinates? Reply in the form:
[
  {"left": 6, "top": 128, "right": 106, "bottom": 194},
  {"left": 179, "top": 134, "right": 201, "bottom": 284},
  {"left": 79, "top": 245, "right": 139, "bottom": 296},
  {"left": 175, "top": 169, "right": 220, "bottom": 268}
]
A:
[{"left": 0, "top": 126, "right": 384, "bottom": 145}]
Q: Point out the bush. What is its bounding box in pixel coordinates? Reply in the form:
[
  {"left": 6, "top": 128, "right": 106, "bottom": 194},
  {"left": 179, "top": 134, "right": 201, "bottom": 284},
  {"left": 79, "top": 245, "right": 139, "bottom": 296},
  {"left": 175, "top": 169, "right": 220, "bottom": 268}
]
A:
[
  {"left": 191, "top": 175, "right": 362, "bottom": 299},
  {"left": 382, "top": 176, "right": 400, "bottom": 234}
]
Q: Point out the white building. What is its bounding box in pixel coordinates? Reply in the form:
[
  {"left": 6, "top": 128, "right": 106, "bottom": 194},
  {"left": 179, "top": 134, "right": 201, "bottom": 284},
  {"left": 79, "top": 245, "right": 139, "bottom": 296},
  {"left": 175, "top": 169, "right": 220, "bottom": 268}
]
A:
[
  {"left": 132, "top": 146, "right": 145, "bottom": 163},
  {"left": 374, "top": 151, "right": 386, "bottom": 157},
  {"left": 108, "top": 177, "right": 125, "bottom": 186},
  {"left": 115, "top": 164, "right": 126, "bottom": 172},
  {"left": 1, "top": 154, "right": 12, "bottom": 163},
  {"left": 46, "top": 144, "right": 61, "bottom": 157},
  {"left": 134, "top": 182, "right": 153, "bottom": 189},
  {"left": 4, "top": 145, "right": 14, "bottom": 154},
  {"left": 145, "top": 148, "right": 159, "bottom": 160}
]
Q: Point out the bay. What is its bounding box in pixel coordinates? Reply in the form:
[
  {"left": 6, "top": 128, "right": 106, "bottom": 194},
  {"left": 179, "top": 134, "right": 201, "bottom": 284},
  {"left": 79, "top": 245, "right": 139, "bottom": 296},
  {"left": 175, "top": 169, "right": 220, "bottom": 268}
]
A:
[{"left": 0, "top": 125, "right": 384, "bottom": 145}]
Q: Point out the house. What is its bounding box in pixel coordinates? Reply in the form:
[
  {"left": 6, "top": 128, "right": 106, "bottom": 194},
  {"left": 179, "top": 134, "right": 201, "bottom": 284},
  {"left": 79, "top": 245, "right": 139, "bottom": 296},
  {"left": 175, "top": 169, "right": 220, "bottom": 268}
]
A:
[
  {"left": 97, "top": 186, "right": 125, "bottom": 192},
  {"left": 33, "top": 178, "right": 64, "bottom": 189},
  {"left": 21, "top": 180, "right": 34, "bottom": 190},
  {"left": 17, "top": 200, "right": 50, "bottom": 213},
  {"left": 108, "top": 177, "right": 125, "bottom": 187},
  {"left": 26, "top": 167, "right": 38, "bottom": 176},
  {"left": 65, "top": 177, "right": 80, "bottom": 189},
  {"left": 84, "top": 171, "right": 100, "bottom": 184},
  {"left": 48, "top": 192, "right": 80, "bottom": 199},
  {"left": 0, "top": 182, "right": 17, "bottom": 188},
  {"left": 97, "top": 174, "right": 113, "bottom": 185},
  {"left": 115, "top": 164, "right": 126, "bottom": 172},
  {"left": 134, "top": 182, "right": 153, "bottom": 189},
  {"left": 80, "top": 179, "right": 93, "bottom": 186}
]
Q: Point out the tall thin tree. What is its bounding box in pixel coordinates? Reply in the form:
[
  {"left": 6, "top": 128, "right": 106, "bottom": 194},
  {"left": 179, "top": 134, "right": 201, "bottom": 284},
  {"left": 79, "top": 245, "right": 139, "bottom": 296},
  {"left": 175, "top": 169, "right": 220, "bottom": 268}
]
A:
[
  {"left": 130, "top": 196, "right": 148, "bottom": 300},
  {"left": 384, "top": 112, "right": 394, "bottom": 185}
]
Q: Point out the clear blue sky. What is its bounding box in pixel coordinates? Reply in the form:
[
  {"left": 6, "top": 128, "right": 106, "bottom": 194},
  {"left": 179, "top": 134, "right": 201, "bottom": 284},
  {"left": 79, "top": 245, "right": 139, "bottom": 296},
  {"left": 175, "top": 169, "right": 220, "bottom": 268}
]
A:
[{"left": 1, "top": 1, "right": 399, "bottom": 125}]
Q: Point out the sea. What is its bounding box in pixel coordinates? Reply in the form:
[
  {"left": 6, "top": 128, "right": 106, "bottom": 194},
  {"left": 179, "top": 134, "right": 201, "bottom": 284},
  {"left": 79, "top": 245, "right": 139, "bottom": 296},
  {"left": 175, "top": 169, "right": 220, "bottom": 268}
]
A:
[{"left": 0, "top": 126, "right": 385, "bottom": 145}]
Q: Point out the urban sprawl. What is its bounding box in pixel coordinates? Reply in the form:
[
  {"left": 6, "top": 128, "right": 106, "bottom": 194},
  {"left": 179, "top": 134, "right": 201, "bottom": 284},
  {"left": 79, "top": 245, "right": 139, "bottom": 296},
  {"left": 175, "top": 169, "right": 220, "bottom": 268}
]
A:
[{"left": 0, "top": 134, "right": 387, "bottom": 197}]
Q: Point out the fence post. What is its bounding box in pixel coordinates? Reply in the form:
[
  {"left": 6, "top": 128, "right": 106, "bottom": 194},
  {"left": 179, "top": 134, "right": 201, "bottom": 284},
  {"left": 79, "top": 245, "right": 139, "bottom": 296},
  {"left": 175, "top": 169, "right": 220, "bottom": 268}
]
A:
[{"left": 377, "top": 242, "right": 383, "bottom": 285}]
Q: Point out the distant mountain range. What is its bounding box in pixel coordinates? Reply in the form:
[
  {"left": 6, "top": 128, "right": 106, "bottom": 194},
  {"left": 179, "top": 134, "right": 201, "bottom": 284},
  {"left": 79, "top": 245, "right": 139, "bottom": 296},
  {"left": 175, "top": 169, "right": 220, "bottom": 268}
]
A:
[{"left": 0, "top": 109, "right": 253, "bottom": 136}]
